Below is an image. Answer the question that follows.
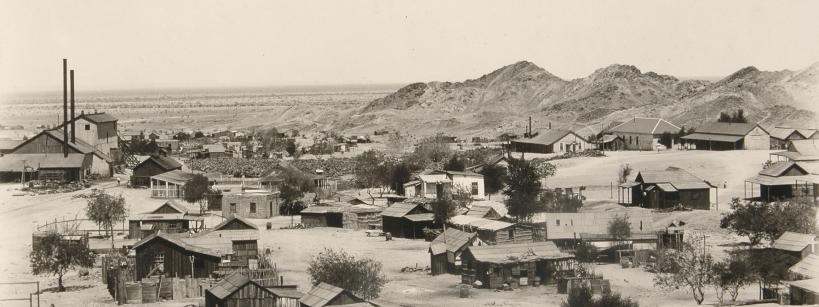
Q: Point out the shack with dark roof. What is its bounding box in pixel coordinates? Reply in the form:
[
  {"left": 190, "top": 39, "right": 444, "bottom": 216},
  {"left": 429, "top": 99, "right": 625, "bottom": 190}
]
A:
[{"left": 130, "top": 155, "right": 182, "bottom": 186}]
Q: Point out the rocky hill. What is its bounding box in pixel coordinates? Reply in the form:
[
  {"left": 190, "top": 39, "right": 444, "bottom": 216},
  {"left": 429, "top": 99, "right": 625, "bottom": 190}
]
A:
[{"left": 343, "top": 61, "right": 819, "bottom": 137}]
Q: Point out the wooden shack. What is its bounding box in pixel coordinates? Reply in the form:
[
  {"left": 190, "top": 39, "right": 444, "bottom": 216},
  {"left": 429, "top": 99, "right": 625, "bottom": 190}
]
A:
[
  {"left": 128, "top": 200, "right": 204, "bottom": 239},
  {"left": 429, "top": 228, "right": 479, "bottom": 275},
  {"left": 131, "top": 155, "right": 182, "bottom": 187},
  {"left": 133, "top": 232, "right": 223, "bottom": 279},
  {"left": 205, "top": 272, "right": 303, "bottom": 307},
  {"left": 300, "top": 205, "right": 345, "bottom": 228},
  {"left": 461, "top": 241, "right": 576, "bottom": 289},
  {"left": 619, "top": 167, "right": 715, "bottom": 210},
  {"left": 380, "top": 199, "right": 434, "bottom": 239},
  {"left": 449, "top": 215, "right": 533, "bottom": 245},
  {"left": 744, "top": 162, "right": 819, "bottom": 201},
  {"left": 772, "top": 231, "right": 817, "bottom": 260},
  {"left": 299, "top": 283, "right": 366, "bottom": 307}
]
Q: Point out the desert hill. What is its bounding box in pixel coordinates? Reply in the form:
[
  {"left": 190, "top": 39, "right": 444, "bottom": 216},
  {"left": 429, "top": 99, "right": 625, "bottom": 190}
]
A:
[{"left": 343, "top": 61, "right": 819, "bottom": 137}]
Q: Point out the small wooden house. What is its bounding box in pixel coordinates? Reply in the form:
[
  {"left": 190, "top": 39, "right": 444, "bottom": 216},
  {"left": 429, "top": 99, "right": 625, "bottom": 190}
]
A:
[
  {"left": 773, "top": 232, "right": 817, "bottom": 260},
  {"left": 429, "top": 228, "right": 479, "bottom": 275},
  {"left": 769, "top": 127, "right": 817, "bottom": 150},
  {"left": 301, "top": 203, "right": 382, "bottom": 230},
  {"left": 128, "top": 200, "right": 204, "bottom": 239},
  {"left": 205, "top": 272, "right": 303, "bottom": 307},
  {"left": 299, "top": 283, "right": 367, "bottom": 307},
  {"left": 787, "top": 278, "right": 819, "bottom": 305},
  {"left": 461, "top": 241, "right": 576, "bottom": 289},
  {"left": 620, "top": 167, "right": 715, "bottom": 210},
  {"left": 464, "top": 204, "right": 503, "bottom": 220},
  {"left": 133, "top": 232, "right": 223, "bottom": 279},
  {"left": 449, "top": 215, "right": 533, "bottom": 245},
  {"left": 380, "top": 199, "right": 434, "bottom": 239},
  {"left": 510, "top": 129, "right": 591, "bottom": 154},
  {"left": 131, "top": 155, "right": 182, "bottom": 187},
  {"left": 744, "top": 162, "right": 819, "bottom": 201}
]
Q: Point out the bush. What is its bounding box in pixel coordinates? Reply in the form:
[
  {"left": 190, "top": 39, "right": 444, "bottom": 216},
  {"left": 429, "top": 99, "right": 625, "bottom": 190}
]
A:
[
  {"left": 307, "top": 248, "right": 387, "bottom": 300},
  {"left": 562, "top": 285, "right": 639, "bottom": 307}
]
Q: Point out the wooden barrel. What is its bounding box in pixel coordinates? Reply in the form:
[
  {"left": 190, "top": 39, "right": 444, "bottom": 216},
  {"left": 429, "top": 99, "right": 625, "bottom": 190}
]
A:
[
  {"left": 125, "top": 282, "right": 142, "bottom": 304},
  {"left": 458, "top": 285, "right": 470, "bottom": 298},
  {"left": 142, "top": 282, "right": 158, "bottom": 303}
]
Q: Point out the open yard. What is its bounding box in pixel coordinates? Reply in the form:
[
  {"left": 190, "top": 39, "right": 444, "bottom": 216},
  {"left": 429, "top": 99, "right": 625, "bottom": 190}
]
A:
[{"left": 0, "top": 149, "right": 785, "bottom": 306}]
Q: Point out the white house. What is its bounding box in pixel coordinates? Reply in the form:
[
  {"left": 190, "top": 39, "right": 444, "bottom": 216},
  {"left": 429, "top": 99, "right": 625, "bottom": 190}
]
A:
[{"left": 404, "top": 170, "right": 485, "bottom": 200}]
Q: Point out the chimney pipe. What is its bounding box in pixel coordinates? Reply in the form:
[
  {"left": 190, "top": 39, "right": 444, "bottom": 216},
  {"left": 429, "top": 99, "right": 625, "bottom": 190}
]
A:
[
  {"left": 63, "top": 59, "right": 68, "bottom": 158},
  {"left": 548, "top": 122, "right": 552, "bottom": 130},
  {"left": 528, "top": 117, "right": 532, "bottom": 136},
  {"left": 70, "top": 70, "right": 76, "bottom": 143}
]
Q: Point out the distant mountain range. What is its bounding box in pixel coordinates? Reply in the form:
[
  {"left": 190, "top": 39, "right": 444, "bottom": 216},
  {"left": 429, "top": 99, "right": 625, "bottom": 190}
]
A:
[{"left": 338, "top": 61, "right": 819, "bottom": 137}]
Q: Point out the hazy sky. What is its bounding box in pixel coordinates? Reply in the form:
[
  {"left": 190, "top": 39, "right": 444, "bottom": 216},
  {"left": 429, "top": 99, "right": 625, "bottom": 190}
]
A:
[{"left": 1, "top": 0, "right": 818, "bottom": 94}]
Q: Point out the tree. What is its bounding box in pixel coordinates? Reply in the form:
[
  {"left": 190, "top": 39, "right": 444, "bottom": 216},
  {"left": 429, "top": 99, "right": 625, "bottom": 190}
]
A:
[
  {"left": 444, "top": 155, "right": 465, "bottom": 171},
  {"left": 562, "top": 285, "right": 639, "bottom": 307},
  {"left": 710, "top": 254, "right": 753, "bottom": 304},
  {"left": 574, "top": 241, "right": 599, "bottom": 263},
  {"left": 85, "top": 190, "right": 126, "bottom": 249},
  {"left": 617, "top": 163, "right": 633, "bottom": 184},
  {"left": 390, "top": 163, "right": 412, "bottom": 195},
  {"left": 608, "top": 214, "right": 631, "bottom": 241},
  {"left": 194, "top": 131, "right": 205, "bottom": 138},
  {"left": 718, "top": 112, "right": 732, "bottom": 123},
  {"left": 503, "top": 158, "right": 542, "bottom": 222},
  {"left": 732, "top": 109, "right": 747, "bottom": 123},
  {"left": 720, "top": 198, "right": 816, "bottom": 247},
  {"left": 183, "top": 174, "right": 210, "bottom": 212},
  {"left": 285, "top": 139, "right": 298, "bottom": 157},
  {"left": 307, "top": 248, "right": 387, "bottom": 300},
  {"left": 279, "top": 183, "right": 305, "bottom": 215},
  {"left": 431, "top": 195, "right": 456, "bottom": 227},
  {"left": 353, "top": 150, "right": 391, "bottom": 196},
  {"left": 30, "top": 232, "right": 94, "bottom": 292},
  {"left": 653, "top": 235, "right": 714, "bottom": 305},
  {"left": 480, "top": 164, "right": 507, "bottom": 200},
  {"left": 748, "top": 248, "right": 799, "bottom": 299}
]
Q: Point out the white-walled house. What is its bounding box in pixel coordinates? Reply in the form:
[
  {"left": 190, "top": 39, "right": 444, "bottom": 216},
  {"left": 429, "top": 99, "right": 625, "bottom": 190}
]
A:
[
  {"left": 510, "top": 129, "right": 592, "bottom": 154},
  {"left": 404, "top": 170, "right": 485, "bottom": 200}
]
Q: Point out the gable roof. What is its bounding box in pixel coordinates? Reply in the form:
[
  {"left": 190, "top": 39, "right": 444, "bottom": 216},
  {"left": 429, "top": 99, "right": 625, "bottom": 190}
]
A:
[
  {"left": 208, "top": 272, "right": 255, "bottom": 300},
  {"left": 790, "top": 140, "right": 819, "bottom": 157},
  {"left": 464, "top": 205, "right": 500, "bottom": 219},
  {"left": 380, "top": 201, "right": 426, "bottom": 218},
  {"left": 608, "top": 118, "right": 680, "bottom": 135},
  {"left": 132, "top": 232, "right": 223, "bottom": 257},
  {"left": 772, "top": 231, "right": 816, "bottom": 252},
  {"left": 759, "top": 162, "right": 809, "bottom": 177},
  {"left": 150, "top": 169, "right": 201, "bottom": 185},
  {"left": 692, "top": 122, "right": 765, "bottom": 136},
  {"left": 266, "top": 287, "right": 304, "bottom": 299},
  {"left": 464, "top": 241, "right": 572, "bottom": 264},
  {"left": 138, "top": 155, "right": 182, "bottom": 171},
  {"left": 636, "top": 167, "right": 713, "bottom": 189},
  {"left": 770, "top": 127, "right": 808, "bottom": 141},
  {"left": 429, "top": 228, "right": 476, "bottom": 255},
  {"left": 512, "top": 129, "right": 586, "bottom": 146},
  {"left": 81, "top": 113, "right": 118, "bottom": 123},
  {"left": 22, "top": 129, "right": 113, "bottom": 162},
  {"left": 151, "top": 200, "right": 189, "bottom": 214},
  {"left": 210, "top": 216, "right": 259, "bottom": 231},
  {"left": 790, "top": 254, "right": 819, "bottom": 279},
  {"left": 299, "top": 282, "right": 361, "bottom": 307}
]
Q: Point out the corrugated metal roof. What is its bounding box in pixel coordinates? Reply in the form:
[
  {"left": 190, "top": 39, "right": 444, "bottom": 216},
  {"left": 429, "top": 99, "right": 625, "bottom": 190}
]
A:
[
  {"left": 266, "top": 287, "right": 304, "bottom": 299},
  {"left": 0, "top": 153, "right": 89, "bottom": 171},
  {"left": 608, "top": 118, "right": 680, "bottom": 135},
  {"left": 680, "top": 133, "right": 743, "bottom": 143},
  {"left": 404, "top": 213, "right": 434, "bottom": 222},
  {"left": 692, "top": 122, "right": 761, "bottom": 136},
  {"left": 208, "top": 272, "right": 251, "bottom": 299},
  {"left": 133, "top": 232, "right": 223, "bottom": 257},
  {"left": 466, "top": 241, "right": 572, "bottom": 264},
  {"left": 786, "top": 278, "right": 819, "bottom": 294},
  {"left": 637, "top": 167, "right": 712, "bottom": 190},
  {"left": 429, "top": 228, "right": 476, "bottom": 255},
  {"left": 299, "top": 283, "right": 345, "bottom": 307},
  {"left": 137, "top": 155, "right": 182, "bottom": 171},
  {"left": 790, "top": 254, "right": 819, "bottom": 278},
  {"left": 380, "top": 202, "right": 423, "bottom": 218},
  {"left": 772, "top": 231, "right": 816, "bottom": 252}
]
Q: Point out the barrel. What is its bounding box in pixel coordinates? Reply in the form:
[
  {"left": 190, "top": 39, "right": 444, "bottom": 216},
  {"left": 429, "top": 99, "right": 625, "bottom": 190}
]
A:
[
  {"left": 458, "top": 285, "right": 470, "bottom": 298},
  {"left": 125, "top": 282, "right": 142, "bottom": 304},
  {"left": 142, "top": 282, "right": 158, "bottom": 303}
]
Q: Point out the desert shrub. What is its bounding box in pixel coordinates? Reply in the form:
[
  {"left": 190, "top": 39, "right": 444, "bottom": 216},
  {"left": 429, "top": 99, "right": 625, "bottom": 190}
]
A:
[{"left": 307, "top": 248, "right": 386, "bottom": 300}]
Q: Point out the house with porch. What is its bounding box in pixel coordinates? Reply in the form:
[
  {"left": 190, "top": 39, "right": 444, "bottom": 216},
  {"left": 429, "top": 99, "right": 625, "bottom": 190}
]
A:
[
  {"left": 619, "top": 167, "right": 715, "bottom": 210},
  {"left": 681, "top": 122, "right": 770, "bottom": 150},
  {"left": 460, "top": 241, "right": 576, "bottom": 289},
  {"left": 510, "top": 129, "right": 591, "bottom": 154},
  {"left": 130, "top": 155, "right": 182, "bottom": 187},
  {"left": 128, "top": 200, "right": 204, "bottom": 239},
  {"left": 743, "top": 162, "right": 819, "bottom": 201},
  {"left": 150, "top": 169, "right": 203, "bottom": 198}
]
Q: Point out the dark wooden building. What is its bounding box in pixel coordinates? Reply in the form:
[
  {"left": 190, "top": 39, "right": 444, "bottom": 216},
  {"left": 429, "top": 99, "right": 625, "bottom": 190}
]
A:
[
  {"left": 299, "top": 283, "right": 366, "bottom": 307},
  {"left": 461, "top": 241, "right": 576, "bottom": 289},
  {"left": 449, "top": 215, "right": 533, "bottom": 245},
  {"left": 133, "top": 232, "right": 222, "bottom": 279},
  {"left": 744, "top": 162, "right": 819, "bottom": 201},
  {"left": 130, "top": 155, "right": 182, "bottom": 187},
  {"left": 128, "top": 200, "right": 203, "bottom": 239},
  {"left": 205, "top": 272, "right": 303, "bottom": 307},
  {"left": 380, "top": 199, "right": 434, "bottom": 239},
  {"left": 619, "top": 167, "right": 715, "bottom": 210},
  {"left": 429, "top": 228, "right": 478, "bottom": 275}
]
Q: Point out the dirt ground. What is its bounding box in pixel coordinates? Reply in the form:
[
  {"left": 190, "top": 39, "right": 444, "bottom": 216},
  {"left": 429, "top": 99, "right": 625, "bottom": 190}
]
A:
[{"left": 0, "top": 149, "right": 790, "bottom": 307}]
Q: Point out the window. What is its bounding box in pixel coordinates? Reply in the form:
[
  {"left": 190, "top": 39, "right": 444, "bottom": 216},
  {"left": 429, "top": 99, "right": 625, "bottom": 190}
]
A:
[
  {"left": 154, "top": 252, "right": 165, "bottom": 273},
  {"left": 556, "top": 219, "right": 560, "bottom": 226},
  {"left": 84, "top": 124, "right": 90, "bottom": 131},
  {"left": 249, "top": 202, "right": 256, "bottom": 213},
  {"left": 629, "top": 136, "right": 632, "bottom": 144},
  {"left": 230, "top": 203, "right": 236, "bottom": 213},
  {"left": 471, "top": 182, "right": 479, "bottom": 195},
  {"left": 508, "top": 228, "right": 514, "bottom": 239}
]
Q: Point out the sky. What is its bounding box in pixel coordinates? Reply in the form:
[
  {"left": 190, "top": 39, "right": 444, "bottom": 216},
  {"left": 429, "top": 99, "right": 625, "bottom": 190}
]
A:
[{"left": 1, "top": 0, "right": 818, "bottom": 94}]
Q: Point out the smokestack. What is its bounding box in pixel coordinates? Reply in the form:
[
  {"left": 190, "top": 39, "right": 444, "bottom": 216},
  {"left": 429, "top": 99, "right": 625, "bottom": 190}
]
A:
[
  {"left": 548, "top": 122, "right": 552, "bottom": 130},
  {"left": 63, "top": 59, "right": 68, "bottom": 157},
  {"left": 70, "top": 70, "right": 75, "bottom": 143}
]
